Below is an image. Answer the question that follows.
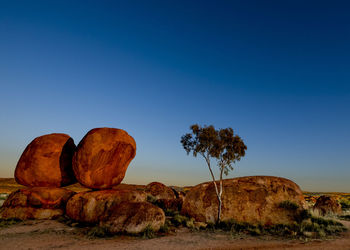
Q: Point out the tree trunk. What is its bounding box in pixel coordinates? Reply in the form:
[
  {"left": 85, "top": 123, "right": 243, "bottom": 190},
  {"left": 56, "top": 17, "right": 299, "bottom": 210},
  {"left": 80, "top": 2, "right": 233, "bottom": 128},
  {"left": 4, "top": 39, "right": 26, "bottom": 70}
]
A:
[{"left": 217, "top": 195, "right": 222, "bottom": 222}]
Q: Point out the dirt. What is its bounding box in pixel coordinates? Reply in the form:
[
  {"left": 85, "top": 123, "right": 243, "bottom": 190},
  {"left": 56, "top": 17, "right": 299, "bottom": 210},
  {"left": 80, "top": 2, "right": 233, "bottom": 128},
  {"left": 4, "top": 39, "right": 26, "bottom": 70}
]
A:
[{"left": 0, "top": 220, "right": 349, "bottom": 250}]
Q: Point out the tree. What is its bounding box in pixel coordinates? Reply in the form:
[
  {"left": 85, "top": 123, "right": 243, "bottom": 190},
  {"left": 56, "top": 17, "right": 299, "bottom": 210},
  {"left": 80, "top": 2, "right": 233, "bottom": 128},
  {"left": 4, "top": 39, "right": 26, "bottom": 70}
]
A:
[{"left": 181, "top": 124, "right": 247, "bottom": 223}]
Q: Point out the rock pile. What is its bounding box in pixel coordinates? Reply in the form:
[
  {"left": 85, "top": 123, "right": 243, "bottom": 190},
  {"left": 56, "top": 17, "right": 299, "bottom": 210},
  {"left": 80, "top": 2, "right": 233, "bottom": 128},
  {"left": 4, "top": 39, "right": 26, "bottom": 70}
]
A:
[
  {"left": 0, "top": 187, "right": 75, "bottom": 220},
  {"left": 1, "top": 127, "right": 310, "bottom": 234},
  {"left": 1, "top": 127, "right": 166, "bottom": 234},
  {"left": 1, "top": 133, "right": 77, "bottom": 220}
]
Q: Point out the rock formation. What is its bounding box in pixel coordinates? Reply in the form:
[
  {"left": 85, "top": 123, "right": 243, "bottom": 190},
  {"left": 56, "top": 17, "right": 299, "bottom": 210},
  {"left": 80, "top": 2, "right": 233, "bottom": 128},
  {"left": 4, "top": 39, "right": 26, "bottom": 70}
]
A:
[
  {"left": 15, "top": 133, "right": 76, "bottom": 187},
  {"left": 72, "top": 128, "right": 136, "bottom": 189},
  {"left": 313, "top": 195, "right": 342, "bottom": 216},
  {"left": 145, "top": 182, "right": 183, "bottom": 211},
  {"left": 0, "top": 187, "right": 75, "bottom": 220},
  {"left": 66, "top": 189, "right": 147, "bottom": 223},
  {"left": 181, "top": 176, "right": 306, "bottom": 224},
  {"left": 145, "top": 182, "right": 177, "bottom": 200},
  {"left": 100, "top": 201, "right": 165, "bottom": 234}
]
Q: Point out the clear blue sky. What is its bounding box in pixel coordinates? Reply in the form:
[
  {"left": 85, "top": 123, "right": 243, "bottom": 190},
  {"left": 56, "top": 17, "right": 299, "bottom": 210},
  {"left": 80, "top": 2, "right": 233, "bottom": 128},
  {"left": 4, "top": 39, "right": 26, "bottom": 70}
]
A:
[{"left": 1, "top": 1, "right": 349, "bottom": 191}]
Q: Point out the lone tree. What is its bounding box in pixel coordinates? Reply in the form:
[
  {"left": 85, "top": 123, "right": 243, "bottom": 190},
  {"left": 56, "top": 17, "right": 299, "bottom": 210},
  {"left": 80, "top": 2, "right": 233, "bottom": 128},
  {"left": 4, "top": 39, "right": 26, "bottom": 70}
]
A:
[{"left": 181, "top": 124, "right": 247, "bottom": 223}]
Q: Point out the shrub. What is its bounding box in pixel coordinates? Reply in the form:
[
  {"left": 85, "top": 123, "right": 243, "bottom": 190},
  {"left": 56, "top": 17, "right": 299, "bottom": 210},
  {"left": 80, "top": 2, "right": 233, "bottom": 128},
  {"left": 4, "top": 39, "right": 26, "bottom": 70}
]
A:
[
  {"left": 86, "top": 225, "right": 111, "bottom": 238},
  {"left": 279, "top": 200, "right": 299, "bottom": 210},
  {"left": 0, "top": 218, "right": 22, "bottom": 227},
  {"left": 340, "top": 199, "right": 350, "bottom": 210},
  {"left": 146, "top": 194, "right": 157, "bottom": 204},
  {"left": 171, "top": 214, "right": 189, "bottom": 227},
  {"left": 141, "top": 225, "right": 155, "bottom": 239},
  {"left": 339, "top": 215, "right": 350, "bottom": 221}
]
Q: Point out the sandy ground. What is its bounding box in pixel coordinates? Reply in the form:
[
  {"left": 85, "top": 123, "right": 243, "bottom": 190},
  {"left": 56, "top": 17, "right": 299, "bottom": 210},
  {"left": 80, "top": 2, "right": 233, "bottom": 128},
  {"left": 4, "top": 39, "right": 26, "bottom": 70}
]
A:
[{"left": 0, "top": 220, "right": 349, "bottom": 250}]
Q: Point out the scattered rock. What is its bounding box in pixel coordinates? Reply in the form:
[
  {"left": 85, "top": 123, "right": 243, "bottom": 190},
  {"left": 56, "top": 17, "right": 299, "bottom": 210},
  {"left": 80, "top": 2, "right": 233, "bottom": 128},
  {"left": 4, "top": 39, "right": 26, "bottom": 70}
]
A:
[
  {"left": 66, "top": 189, "right": 147, "bottom": 223},
  {"left": 0, "top": 187, "right": 75, "bottom": 220},
  {"left": 15, "top": 133, "right": 76, "bottom": 187},
  {"left": 100, "top": 201, "right": 165, "bottom": 234},
  {"left": 181, "top": 176, "right": 306, "bottom": 224},
  {"left": 313, "top": 195, "right": 342, "bottom": 216},
  {"left": 72, "top": 128, "right": 136, "bottom": 189}
]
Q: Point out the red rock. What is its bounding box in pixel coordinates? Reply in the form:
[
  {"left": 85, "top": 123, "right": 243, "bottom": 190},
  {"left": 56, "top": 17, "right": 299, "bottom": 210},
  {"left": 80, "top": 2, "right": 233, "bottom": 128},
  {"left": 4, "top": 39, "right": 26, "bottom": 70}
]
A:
[
  {"left": 313, "top": 195, "right": 342, "bottom": 216},
  {"left": 15, "top": 133, "right": 76, "bottom": 187},
  {"left": 145, "top": 182, "right": 176, "bottom": 200},
  {"left": 181, "top": 176, "right": 306, "bottom": 224},
  {"left": 100, "top": 201, "right": 165, "bottom": 234},
  {"left": 0, "top": 187, "right": 75, "bottom": 220},
  {"left": 66, "top": 189, "right": 146, "bottom": 223},
  {"left": 73, "top": 128, "right": 136, "bottom": 189}
]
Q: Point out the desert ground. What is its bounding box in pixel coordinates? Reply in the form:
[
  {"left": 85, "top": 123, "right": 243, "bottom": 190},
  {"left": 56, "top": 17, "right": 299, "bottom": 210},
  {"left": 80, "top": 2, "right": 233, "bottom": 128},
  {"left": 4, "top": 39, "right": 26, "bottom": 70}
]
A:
[
  {"left": 0, "top": 178, "right": 350, "bottom": 250},
  {"left": 0, "top": 219, "right": 349, "bottom": 250}
]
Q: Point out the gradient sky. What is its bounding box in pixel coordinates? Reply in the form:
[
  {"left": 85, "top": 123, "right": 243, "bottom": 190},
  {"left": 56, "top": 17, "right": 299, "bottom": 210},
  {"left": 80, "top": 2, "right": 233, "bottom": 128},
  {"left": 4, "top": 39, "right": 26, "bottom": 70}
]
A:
[{"left": 1, "top": 1, "right": 349, "bottom": 191}]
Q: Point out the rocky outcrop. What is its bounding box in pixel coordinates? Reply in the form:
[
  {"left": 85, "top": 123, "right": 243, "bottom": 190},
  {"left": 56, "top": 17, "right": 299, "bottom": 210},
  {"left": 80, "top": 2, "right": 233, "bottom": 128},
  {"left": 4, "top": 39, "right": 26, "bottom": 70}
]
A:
[
  {"left": 15, "top": 133, "right": 76, "bottom": 187},
  {"left": 0, "top": 187, "right": 75, "bottom": 220},
  {"left": 72, "top": 128, "right": 136, "bottom": 189},
  {"left": 145, "top": 182, "right": 183, "bottom": 211},
  {"left": 66, "top": 189, "right": 147, "bottom": 223},
  {"left": 145, "top": 182, "right": 176, "bottom": 200},
  {"left": 313, "top": 195, "right": 342, "bottom": 216},
  {"left": 181, "top": 176, "right": 306, "bottom": 225},
  {"left": 100, "top": 201, "right": 165, "bottom": 234}
]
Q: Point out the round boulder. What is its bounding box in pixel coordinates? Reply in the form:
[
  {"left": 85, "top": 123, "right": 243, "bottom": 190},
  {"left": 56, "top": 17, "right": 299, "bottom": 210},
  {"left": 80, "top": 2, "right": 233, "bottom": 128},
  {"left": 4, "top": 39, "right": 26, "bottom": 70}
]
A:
[
  {"left": 313, "top": 195, "right": 342, "bottom": 216},
  {"left": 145, "top": 182, "right": 176, "bottom": 200},
  {"left": 145, "top": 182, "right": 181, "bottom": 211},
  {"left": 15, "top": 133, "right": 76, "bottom": 187},
  {"left": 73, "top": 128, "right": 136, "bottom": 189},
  {"left": 181, "top": 176, "right": 306, "bottom": 225},
  {"left": 66, "top": 189, "right": 146, "bottom": 223},
  {"left": 0, "top": 187, "right": 75, "bottom": 220},
  {"left": 100, "top": 201, "right": 165, "bottom": 234}
]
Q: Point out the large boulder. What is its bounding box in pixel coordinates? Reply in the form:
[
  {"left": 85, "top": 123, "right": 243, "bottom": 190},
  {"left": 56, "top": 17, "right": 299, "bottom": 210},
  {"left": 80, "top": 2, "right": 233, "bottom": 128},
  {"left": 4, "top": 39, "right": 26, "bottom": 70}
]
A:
[
  {"left": 73, "top": 128, "right": 136, "bottom": 189},
  {"left": 0, "top": 187, "right": 75, "bottom": 220},
  {"left": 66, "top": 189, "right": 146, "bottom": 223},
  {"left": 15, "top": 133, "right": 76, "bottom": 187},
  {"left": 100, "top": 201, "right": 165, "bottom": 234},
  {"left": 145, "top": 182, "right": 182, "bottom": 211},
  {"left": 181, "top": 176, "right": 306, "bottom": 225},
  {"left": 145, "top": 182, "right": 176, "bottom": 200},
  {"left": 313, "top": 195, "right": 342, "bottom": 216}
]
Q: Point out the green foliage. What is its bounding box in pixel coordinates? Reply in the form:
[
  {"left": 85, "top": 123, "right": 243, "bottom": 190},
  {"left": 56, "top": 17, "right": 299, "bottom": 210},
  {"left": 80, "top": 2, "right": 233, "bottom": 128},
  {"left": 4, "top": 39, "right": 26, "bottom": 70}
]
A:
[
  {"left": 159, "top": 220, "right": 171, "bottom": 233},
  {"left": 295, "top": 209, "right": 311, "bottom": 223},
  {"left": 339, "top": 215, "right": 350, "bottom": 221},
  {"left": 340, "top": 199, "right": 350, "bottom": 210},
  {"left": 86, "top": 225, "right": 111, "bottom": 238},
  {"left": 181, "top": 124, "right": 247, "bottom": 176},
  {"left": 141, "top": 225, "right": 155, "bottom": 239},
  {"left": 200, "top": 214, "right": 346, "bottom": 239},
  {"left": 146, "top": 194, "right": 157, "bottom": 204},
  {"left": 172, "top": 214, "right": 190, "bottom": 227},
  {"left": 279, "top": 200, "right": 299, "bottom": 210},
  {"left": 0, "top": 218, "right": 22, "bottom": 227}
]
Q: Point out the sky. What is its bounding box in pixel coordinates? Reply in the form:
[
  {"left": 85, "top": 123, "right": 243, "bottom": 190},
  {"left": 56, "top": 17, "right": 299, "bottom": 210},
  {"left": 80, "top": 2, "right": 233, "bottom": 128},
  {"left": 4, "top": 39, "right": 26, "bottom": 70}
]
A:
[{"left": 0, "top": 0, "right": 349, "bottom": 192}]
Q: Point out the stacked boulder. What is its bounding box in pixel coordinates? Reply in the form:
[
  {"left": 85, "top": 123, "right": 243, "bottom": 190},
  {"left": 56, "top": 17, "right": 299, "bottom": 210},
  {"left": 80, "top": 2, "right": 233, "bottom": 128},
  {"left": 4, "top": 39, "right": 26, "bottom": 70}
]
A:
[
  {"left": 65, "top": 128, "right": 165, "bottom": 234},
  {"left": 0, "top": 133, "right": 77, "bottom": 219}
]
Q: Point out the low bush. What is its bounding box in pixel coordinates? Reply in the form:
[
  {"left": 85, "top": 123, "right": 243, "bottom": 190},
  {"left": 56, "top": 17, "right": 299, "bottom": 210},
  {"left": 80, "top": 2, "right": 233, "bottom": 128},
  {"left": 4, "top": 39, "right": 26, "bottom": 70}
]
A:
[
  {"left": 86, "top": 225, "right": 111, "bottom": 238},
  {"left": 0, "top": 218, "right": 22, "bottom": 227},
  {"left": 279, "top": 200, "right": 299, "bottom": 210},
  {"left": 141, "top": 225, "right": 155, "bottom": 239},
  {"left": 340, "top": 199, "right": 350, "bottom": 210}
]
